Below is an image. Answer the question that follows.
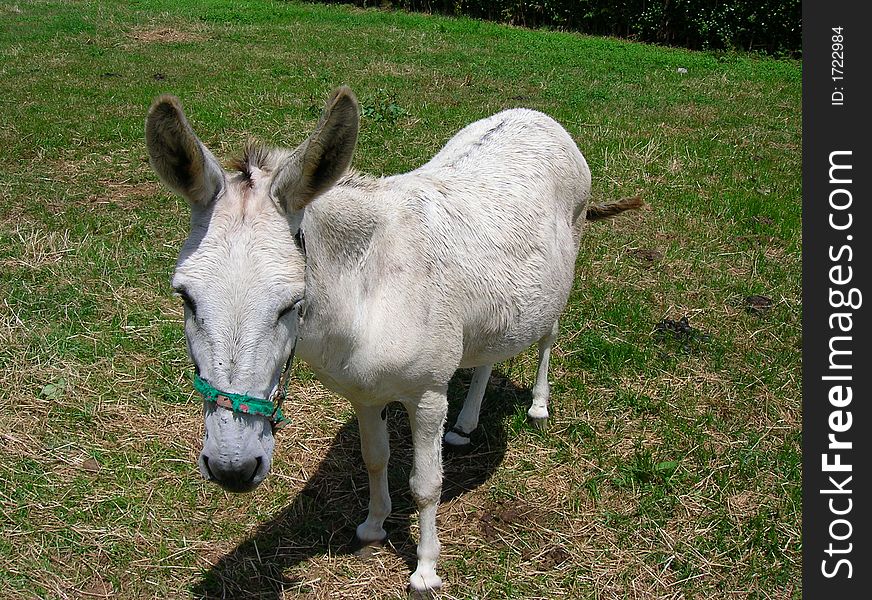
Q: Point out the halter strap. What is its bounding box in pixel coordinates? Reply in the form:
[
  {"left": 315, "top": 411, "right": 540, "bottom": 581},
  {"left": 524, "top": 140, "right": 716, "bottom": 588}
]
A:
[{"left": 193, "top": 344, "right": 296, "bottom": 431}]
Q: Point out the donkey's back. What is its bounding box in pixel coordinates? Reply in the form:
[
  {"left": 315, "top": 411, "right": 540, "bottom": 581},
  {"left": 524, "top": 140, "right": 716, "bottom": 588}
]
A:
[
  {"left": 397, "top": 108, "right": 592, "bottom": 368},
  {"left": 420, "top": 108, "right": 590, "bottom": 220}
]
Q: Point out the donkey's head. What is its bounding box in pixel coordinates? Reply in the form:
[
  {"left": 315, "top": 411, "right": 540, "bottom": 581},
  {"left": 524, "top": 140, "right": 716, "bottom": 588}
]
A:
[{"left": 146, "top": 88, "right": 359, "bottom": 492}]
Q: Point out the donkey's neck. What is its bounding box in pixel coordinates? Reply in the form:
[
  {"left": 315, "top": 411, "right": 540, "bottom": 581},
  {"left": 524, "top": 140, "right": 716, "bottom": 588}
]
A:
[
  {"left": 295, "top": 172, "right": 396, "bottom": 377},
  {"left": 304, "top": 173, "right": 384, "bottom": 265}
]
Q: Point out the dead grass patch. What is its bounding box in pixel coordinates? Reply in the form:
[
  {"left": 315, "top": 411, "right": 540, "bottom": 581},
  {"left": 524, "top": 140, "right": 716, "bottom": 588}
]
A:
[
  {"left": 129, "top": 26, "right": 207, "bottom": 44},
  {"left": 87, "top": 180, "right": 161, "bottom": 207},
  {"left": 0, "top": 225, "right": 76, "bottom": 270}
]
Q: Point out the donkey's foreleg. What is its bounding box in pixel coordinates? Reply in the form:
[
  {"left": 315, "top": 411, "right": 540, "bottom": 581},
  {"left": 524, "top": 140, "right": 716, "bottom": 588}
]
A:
[
  {"left": 353, "top": 403, "right": 391, "bottom": 544},
  {"left": 444, "top": 364, "right": 493, "bottom": 447},
  {"left": 528, "top": 320, "right": 559, "bottom": 426},
  {"left": 405, "top": 390, "right": 448, "bottom": 593}
]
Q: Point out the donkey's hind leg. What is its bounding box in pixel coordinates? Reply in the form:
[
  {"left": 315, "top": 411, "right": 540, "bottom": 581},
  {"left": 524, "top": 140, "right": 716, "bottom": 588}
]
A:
[
  {"left": 443, "top": 364, "right": 493, "bottom": 447},
  {"left": 528, "top": 320, "right": 559, "bottom": 428}
]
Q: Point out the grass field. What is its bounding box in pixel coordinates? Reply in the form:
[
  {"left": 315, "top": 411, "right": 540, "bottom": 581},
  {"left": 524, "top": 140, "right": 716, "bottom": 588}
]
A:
[{"left": 0, "top": 1, "right": 801, "bottom": 598}]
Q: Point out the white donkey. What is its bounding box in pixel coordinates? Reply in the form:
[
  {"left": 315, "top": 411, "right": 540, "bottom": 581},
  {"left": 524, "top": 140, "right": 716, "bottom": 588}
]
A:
[{"left": 146, "top": 86, "right": 640, "bottom": 593}]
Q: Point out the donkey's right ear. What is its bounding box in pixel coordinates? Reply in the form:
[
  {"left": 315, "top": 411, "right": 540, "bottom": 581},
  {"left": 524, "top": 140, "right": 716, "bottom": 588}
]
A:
[
  {"left": 270, "top": 86, "right": 359, "bottom": 213},
  {"left": 145, "top": 95, "right": 224, "bottom": 206}
]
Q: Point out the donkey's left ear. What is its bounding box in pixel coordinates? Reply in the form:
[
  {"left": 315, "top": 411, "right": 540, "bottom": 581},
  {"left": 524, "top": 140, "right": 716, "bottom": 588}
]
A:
[{"left": 271, "top": 86, "right": 359, "bottom": 213}]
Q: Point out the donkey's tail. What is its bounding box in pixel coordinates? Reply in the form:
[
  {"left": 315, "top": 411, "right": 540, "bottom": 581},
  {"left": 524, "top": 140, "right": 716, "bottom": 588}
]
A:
[{"left": 586, "top": 195, "right": 644, "bottom": 221}]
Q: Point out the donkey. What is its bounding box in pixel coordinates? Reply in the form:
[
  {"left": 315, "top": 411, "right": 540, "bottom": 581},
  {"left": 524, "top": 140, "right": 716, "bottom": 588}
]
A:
[{"left": 146, "top": 86, "right": 640, "bottom": 593}]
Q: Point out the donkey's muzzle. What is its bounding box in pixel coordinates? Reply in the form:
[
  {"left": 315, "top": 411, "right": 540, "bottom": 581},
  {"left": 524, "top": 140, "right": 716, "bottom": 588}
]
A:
[{"left": 199, "top": 452, "right": 267, "bottom": 493}]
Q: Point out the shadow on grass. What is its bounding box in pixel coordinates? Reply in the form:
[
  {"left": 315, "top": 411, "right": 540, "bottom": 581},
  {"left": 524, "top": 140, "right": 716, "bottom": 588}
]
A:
[{"left": 192, "top": 369, "right": 532, "bottom": 599}]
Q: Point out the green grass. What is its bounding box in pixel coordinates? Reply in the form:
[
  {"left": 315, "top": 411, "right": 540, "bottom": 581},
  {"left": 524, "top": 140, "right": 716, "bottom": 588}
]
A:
[{"left": 0, "top": 1, "right": 800, "bottom": 598}]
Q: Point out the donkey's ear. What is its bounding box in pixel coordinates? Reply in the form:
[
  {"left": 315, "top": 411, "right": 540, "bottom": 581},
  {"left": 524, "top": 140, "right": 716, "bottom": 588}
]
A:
[
  {"left": 271, "top": 86, "right": 359, "bottom": 213},
  {"left": 145, "top": 95, "right": 224, "bottom": 207}
]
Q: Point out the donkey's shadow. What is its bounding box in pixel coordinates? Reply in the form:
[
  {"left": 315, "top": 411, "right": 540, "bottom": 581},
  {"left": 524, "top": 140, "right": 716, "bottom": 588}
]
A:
[{"left": 192, "top": 369, "right": 532, "bottom": 599}]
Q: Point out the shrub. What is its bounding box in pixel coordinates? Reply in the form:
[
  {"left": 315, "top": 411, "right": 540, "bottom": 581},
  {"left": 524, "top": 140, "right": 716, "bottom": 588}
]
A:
[{"left": 314, "top": 1, "right": 801, "bottom": 56}]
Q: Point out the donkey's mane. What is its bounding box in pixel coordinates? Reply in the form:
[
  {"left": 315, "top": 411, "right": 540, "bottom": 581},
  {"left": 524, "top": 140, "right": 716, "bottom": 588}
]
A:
[
  {"left": 230, "top": 142, "right": 375, "bottom": 191},
  {"left": 230, "top": 143, "right": 284, "bottom": 184}
]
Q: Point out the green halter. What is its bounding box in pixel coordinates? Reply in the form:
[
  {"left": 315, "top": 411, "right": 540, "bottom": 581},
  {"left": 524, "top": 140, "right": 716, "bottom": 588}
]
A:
[
  {"left": 192, "top": 346, "right": 295, "bottom": 430},
  {"left": 193, "top": 374, "right": 289, "bottom": 427}
]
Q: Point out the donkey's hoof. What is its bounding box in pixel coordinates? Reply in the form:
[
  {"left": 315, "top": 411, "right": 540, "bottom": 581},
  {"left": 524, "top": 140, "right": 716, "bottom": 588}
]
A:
[
  {"left": 527, "top": 403, "right": 549, "bottom": 430},
  {"left": 352, "top": 536, "right": 387, "bottom": 558},
  {"left": 353, "top": 541, "right": 384, "bottom": 559},
  {"left": 528, "top": 415, "right": 549, "bottom": 431},
  {"left": 408, "top": 570, "right": 442, "bottom": 598},
  {"left": 352, "top": 525, "right": 388, "bottom": 557},
  {"left": 443, "top": 427, "right": 472, "bottom": 451}
]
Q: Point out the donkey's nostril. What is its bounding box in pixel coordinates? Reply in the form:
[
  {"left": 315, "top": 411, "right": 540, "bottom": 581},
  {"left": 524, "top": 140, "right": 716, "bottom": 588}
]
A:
[
  {"left": 201, "top": 455, "right": 216, "bottom": 481},
  {"left": 247, "top": 456, "right": 263, "bottom": 484},
  {"left": 199, "top": 453, "right": 265, "bottom": 493}
]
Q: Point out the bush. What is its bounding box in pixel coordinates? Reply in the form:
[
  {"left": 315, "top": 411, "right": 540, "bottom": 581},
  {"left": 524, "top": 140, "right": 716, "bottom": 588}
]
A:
[{"left": 314, "top": 1, "right": 801, "bottom": 56}]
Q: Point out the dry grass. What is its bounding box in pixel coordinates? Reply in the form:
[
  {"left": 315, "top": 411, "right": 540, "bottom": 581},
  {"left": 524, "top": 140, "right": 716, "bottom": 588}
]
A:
[{"left": 129, "top": 26, "right": 208, "bottom": 45}]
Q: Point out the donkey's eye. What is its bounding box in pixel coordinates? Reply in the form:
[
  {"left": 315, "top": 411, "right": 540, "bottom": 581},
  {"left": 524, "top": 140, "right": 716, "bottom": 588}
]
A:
[
  {"left": 278, "top": 298, "right": 304, "bottom": 321},
  {"left": 175, "top": 289, "right": 197, "bottom": 315}
]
